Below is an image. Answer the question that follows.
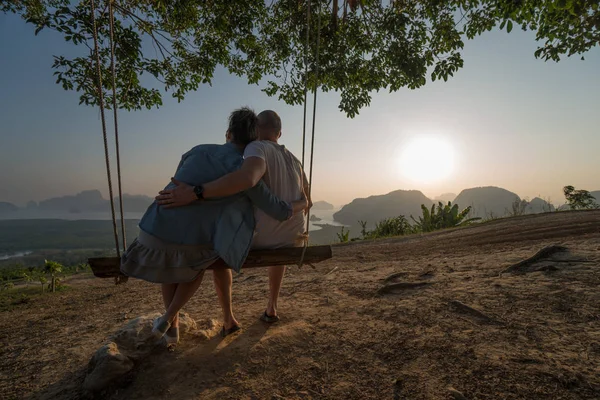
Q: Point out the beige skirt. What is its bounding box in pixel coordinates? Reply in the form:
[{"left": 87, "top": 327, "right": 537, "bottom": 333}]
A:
[{"left": 120, "top": 230, "right": 219, "bottom": 284}]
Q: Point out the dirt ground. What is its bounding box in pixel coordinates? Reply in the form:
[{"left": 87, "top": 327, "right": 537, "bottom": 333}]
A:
[{"left": 1, "top": 210, "right": 599, "bottom": 400}]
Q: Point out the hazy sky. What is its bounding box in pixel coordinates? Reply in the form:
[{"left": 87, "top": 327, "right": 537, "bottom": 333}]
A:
[{"left": 1, "top": 13, "right": 599, "bottom": 208}]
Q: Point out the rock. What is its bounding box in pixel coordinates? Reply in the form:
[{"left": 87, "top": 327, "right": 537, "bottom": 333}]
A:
[
  {"left": 84, "top": 312, "right": 204, "bottom": 392},
  {"left": 178, "top": 313, "right": 198, "bottom": 333},
  {"left": 83, "top": 342, "right": 134, "bottom": 392},
  {"left": 193, "top": 318, "right": 220, "bottom": 340},
  {"left": 108, "top": 313, "right": 162, "bottom": 361}
]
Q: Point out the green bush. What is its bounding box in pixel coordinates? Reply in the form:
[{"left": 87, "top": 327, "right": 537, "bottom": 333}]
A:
[
  {"left": 563, "top": 185, "right": 598, "bottom": 210},
  {"left": 412, "top": 202, "right": 480, "bottom": 233},
  {"left": 337, "top": 227, "right": 350, "bottom": 243},
  {"left": 369, "top": 216, "right": 414, "bottom": 238}
]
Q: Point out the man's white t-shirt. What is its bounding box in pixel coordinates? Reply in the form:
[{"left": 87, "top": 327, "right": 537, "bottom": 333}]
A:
[{"left": 244, "top": 140, "right": 306, "bottom": 249}]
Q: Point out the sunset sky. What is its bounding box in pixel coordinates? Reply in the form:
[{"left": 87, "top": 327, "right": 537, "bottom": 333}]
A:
[{"left": 1, "top": 12, "right": 599, "bottom": 208}]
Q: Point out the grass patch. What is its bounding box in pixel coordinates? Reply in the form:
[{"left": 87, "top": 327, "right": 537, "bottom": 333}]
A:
[{"left": 0, "top": 284, "right": 72, "bottom": 312}]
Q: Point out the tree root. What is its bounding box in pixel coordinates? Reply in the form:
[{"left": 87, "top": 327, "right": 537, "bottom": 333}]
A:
[
  {"left": 383, "top": 271, "right": 409, "bottom": 282},
  {"left": 501, "top": 244, "right": 568, "bottom": 274},
  {"left": 448, "top": 300, "right": 501, "bottom": 325},
  {"left": 378, "top": 282, "right": 431, "bottom": 295},
  {"left": 448, "top": 387, "right": 468, "bottom": 400}
]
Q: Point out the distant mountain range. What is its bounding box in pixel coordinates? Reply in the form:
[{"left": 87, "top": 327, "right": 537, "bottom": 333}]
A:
[
  {"left": 0, "top": 202, "right": 18, "bottom": 213},
  {"left": 0, "top": 190, "right": 155, "bottom": 214},
  {"left": 1, "top": 188, "right": 599, "bottom": 224},
  {"left": 433, "top": 193, "right": 457, "bottom": 203},
  {"left": 526, "top": 197, "right": 556, "bottom": 213},
  {"left": 454, "top": 186, "right": 523, "bottom": 218},
  {"left": 332, "top": 186, "right": 599, "bottom": 227},
  {"left": 333, "top": 190, "right": 434, "bottom": 228},
  {"left": 0, "top": 191, "right": 338, "bottom": 217}
]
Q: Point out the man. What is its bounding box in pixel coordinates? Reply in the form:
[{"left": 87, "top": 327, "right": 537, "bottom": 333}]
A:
[
  {"left": 121, "top": 107, "right": 307, "bottom": 343},
  {"left": 157, "top": 110, "right": 311, "bottom": 333}
]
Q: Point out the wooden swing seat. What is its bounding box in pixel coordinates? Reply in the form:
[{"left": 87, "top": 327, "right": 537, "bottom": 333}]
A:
[{"left": 89, "top": 245, "right": 333, "bottom": 279}]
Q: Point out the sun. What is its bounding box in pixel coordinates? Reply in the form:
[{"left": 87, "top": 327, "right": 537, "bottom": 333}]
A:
[{"left": 397, "top": 136, "right": 456, "bottom": 184}]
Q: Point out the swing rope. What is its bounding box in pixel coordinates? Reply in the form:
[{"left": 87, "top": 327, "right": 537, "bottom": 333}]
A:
[
  {"left": 301, "top": 0, "right": 311, "bottom": 170},
  {"left": 298, "top": 0, "right": 321, "bottom": 269},
  {"left": 108, "top": 0, "right": 127, "bottom": 252},
  {"left": 90, "top": 0, "right": 121, "bottom": 258}
]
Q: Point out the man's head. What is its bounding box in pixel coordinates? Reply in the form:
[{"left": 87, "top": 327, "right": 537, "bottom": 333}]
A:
[
  {"left": 257, "top": 110, "right": 282, "bottom": 141},
  {"left": 225, "top": 107, "right": 258, "bottom": 146}
]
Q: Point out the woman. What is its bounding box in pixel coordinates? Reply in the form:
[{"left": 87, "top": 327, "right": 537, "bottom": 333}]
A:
[{"left": 121, "top": 107, "right": 307, "bottom": 344}]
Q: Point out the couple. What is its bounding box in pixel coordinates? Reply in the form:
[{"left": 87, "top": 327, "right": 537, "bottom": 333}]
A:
[{"left": 120, "top": 107, "right": 311, "bottom": 345}]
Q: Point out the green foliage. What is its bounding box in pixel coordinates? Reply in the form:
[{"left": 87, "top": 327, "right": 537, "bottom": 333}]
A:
[
  {"left": 21, "top": 270, "right": 33, "bottom": 285},
  {"left": 44, "top": 259, "right": 63, "bottom": 275},
  {"left": 358, "top": 220, "right": 368, "bottom": 239},
  {"left": 0, "top": 285, "right": 55, "bottom": 312},
  {"left": 4, "top": 0, "right": 598, "bottom": 117},
  {"left": 44, "top": 259, "right": 63, "bottom": 292},
  {"left": 411, "top": 202, "right": 480, "bottom": 233},
  {"left": 336, "top": 226, "right": 350, "bottom": 243},
  {"left": 369, "top": 216, "right": 414, "bottom": 238},
  {"left": 38, "top": 274, "right": 48, "bottom": 293},
  {"left": 353, "top": 202, "right": 478, "bottom": 241},
  {"left": 563, "top": 185, "right": 599, "bottom": 210}
]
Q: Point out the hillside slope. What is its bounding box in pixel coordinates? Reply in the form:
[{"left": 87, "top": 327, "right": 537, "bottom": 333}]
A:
[{"left": 2, "top": 211, "right": 600, "bottom": 399}]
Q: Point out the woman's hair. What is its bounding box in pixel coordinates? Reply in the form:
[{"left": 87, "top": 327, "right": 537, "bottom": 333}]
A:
[{"left": 228, "top": 107, "right": 258, "bottom": 146}]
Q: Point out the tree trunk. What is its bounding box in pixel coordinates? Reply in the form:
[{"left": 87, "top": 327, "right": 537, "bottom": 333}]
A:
[
  {"left": 51, "top": 275, "right": 55, "bottom": 293},
  {"left": 332, "top": 0, "right": 338, "bottom": 28}
]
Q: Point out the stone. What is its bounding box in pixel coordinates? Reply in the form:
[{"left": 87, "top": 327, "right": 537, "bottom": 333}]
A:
[
  {"left": 83, "top": 312, "right": 218, "bottom": 392},
  {"left": 83, "top": 342, "right": 134, "bottom": 392}
]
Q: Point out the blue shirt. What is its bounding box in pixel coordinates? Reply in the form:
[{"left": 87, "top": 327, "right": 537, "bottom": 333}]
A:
[{"left": 138, "top": 142, "right": 292, "bottom": 272}]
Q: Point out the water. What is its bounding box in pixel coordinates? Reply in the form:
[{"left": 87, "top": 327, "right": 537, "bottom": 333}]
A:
[
  {"left": 0, "top": 250, "right": 32, "bottom": 260},
  {"left": 307, "top": 208, "right": 345, "bottom": 231}
]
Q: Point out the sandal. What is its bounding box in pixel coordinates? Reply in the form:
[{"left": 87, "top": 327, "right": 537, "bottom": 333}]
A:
[
  {"left": 165, "top": 326, "right": 179, "bottom": 346},
  {"left": 259, "top": 311, "right": 280, "bottom": 323},
  {"left": 152, "top": 316, "right": 171, "bottom": 340},
  {"left": 220, "top": 324, "right": 241, "bottom": 338}
]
